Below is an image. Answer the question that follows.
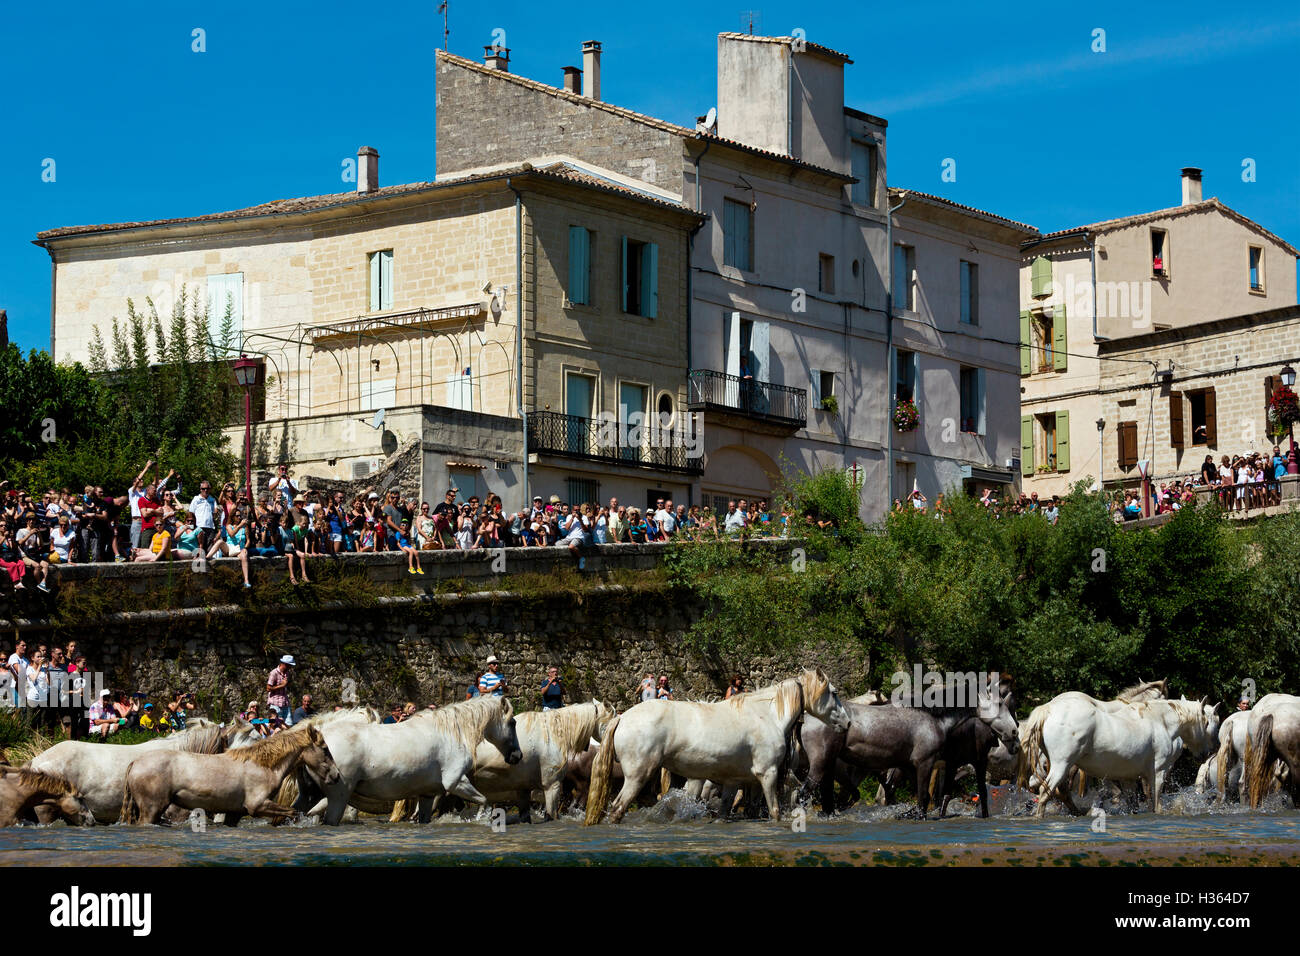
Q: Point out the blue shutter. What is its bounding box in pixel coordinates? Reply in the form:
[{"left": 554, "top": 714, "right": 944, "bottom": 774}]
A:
[
  {"left": 643, "top": 243, "right": 658, "bottom": 318},
  {"left": 620, "top": 236, "right": 629, "bottom": 312},
  {"left": 568, "top": 227, "right": 589, "bottom": 305}
]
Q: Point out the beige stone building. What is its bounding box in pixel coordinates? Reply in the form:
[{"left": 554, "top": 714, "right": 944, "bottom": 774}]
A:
[
  {"left": 1018, "top": 167, "right": 1298, "bottom": 497},
  {"left": 1096, "top": 304, "right": 1300, "bottom": 488},
  {"left": 434, "top": 35, "right": 1033, "bottom": 519},
  {"left": 35, "top": 161, "right": 704, "bottom": 509}
]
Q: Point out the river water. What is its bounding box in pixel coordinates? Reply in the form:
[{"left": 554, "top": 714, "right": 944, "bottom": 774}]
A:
[{"left": 4, "top": 788, "right": 1299, "bottom": 866}]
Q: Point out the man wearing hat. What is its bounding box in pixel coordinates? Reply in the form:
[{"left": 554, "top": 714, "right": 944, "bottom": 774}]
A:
[
  {"left": 267, "top": 655, "right": 296, "bottom": 725},
  {"left": 88, "top": 689, "right": 123, "bottom": 738},
  {"left": 477, "top": 655, "right": 507, "bottom": 697}
]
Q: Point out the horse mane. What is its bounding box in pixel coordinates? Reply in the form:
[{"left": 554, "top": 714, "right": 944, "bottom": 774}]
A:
[
  {"left": 519, "top": 702, "right": 604, "bottom": 759},
  {"left": 224, "top": 726, "right": 323, "bottom": 768},
  {"left": 1116, "top": 679, "right": 1167, "bottom": 702},
  {"left": 297, "top": 706, "right": 381, "bottom": 730},
  {"left": 2, "top": 767, "right": 79, "bottom": 796},
  {"left": 162, "top": 723, "right": 226, "bottom": 755},
  {"left": 408, "top": 696, "right": 508, "bottom": 754},
  {"left": 725, "top": 678, "right": 803, "bottom": 722},
  {"left": 850, "top": 690, "right": 888, "bottom": 705}
]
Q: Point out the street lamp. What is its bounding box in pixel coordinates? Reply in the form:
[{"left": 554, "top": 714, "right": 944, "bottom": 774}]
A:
[
  {"left": 1096, "top": 418, "right": 1105, "bottom": 492},
  {"left": 1281, "top": 363, "right": 1298, "bottom": 475},
  {"left": 233, "top": 355, "right": 259, "bottom": 500}
]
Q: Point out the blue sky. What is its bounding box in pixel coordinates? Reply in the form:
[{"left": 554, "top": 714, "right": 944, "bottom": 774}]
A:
[{"left": 4, "top": 0, "right": 1297, "bottom": 354}]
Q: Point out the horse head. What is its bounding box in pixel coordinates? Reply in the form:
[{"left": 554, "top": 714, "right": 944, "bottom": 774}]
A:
[
  {"left": 56, "top": 791, "right": 96, "bottom": 828},
  {"left": 802, "top": 667, "right": 850, "bottom": 732},
  {"left": 299, "top": 727, "right": 343, "bottom": 786},
  {"left": 976, "top": 675, "right": 1019, "bottom": 754},
  {"left": 487, "top": 698, "right": 523, "bottom": 765}
]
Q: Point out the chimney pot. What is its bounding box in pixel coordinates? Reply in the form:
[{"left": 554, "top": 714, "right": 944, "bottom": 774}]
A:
[
  {"left": 483, "top": 45, "right": 510, "bottom": 71},
  {"left": 357, "top": 147, "right": 379, "bottom": 194},
  {"left": 1180, "top": 166, "right": 1203, "bottom": 206},
  {"left": 562, "top": 66, "right": 582, "bottom": 94},
  {"left": 582, "top": 40, "right": 602, "bottom": 100}
]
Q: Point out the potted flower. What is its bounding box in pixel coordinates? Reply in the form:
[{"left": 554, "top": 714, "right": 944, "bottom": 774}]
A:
[
  {"left": 820, "top": 395, "right": 839, "bottom": 416},
  {"left": 1268, "top": 382, "right": 1299, "bottom": 440},
  {"left": 893, "top": 398, "right": 919, "bottom": 432}
]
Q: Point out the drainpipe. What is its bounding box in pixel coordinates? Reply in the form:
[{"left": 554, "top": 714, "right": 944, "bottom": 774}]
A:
[
  {"left": 688, "top": 136, "right": 712, "bottom": 374},
  {"left": 885, "top": 191, "right": 908, "bottom": 510},
  {"left": 507, "top": 177, "right": 528, "bottom": 508},
  {"left": 1090, "top": 234, "right": 1106, "bottom": 342}
]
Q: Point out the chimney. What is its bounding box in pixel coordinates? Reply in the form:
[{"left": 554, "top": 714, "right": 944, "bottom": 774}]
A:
[
  {"left": 582, "top": 40, "right": 601, "bottom": 100},
  {"left": 483, "top": 45, "right": 510, "bottom": 71},
  {"left": 1180, "top": 167, "right": 1203, "bottom": 205},
  {"left": 357, "top": 147, "right": 379, "bottom": 193},
  {"left": 562, "top": 66, "right": 582, "bottom": 94}
]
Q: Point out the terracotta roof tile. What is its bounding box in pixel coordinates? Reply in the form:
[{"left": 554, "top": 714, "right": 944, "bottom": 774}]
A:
[
  {"left": 889, "top": 187, "right": 1038, "bottom": 235},
  {"left": 716, "top": 32, "right": 853, "bottom": 64}
]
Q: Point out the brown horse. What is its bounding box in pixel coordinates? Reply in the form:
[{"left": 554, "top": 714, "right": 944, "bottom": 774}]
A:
[
  {"left": 0, "top": 767, "right": 96, "bottom": 827},
  {"left": 121, "top": 726, "right": 341, "bottom": 826}
]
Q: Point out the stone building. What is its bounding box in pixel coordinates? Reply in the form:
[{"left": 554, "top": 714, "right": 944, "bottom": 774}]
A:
[
  {"left": 35, "top": 160, "right": 705, "bottom": 510},
  {"left": 1096, "top": 303, "right": 1300, "bottom": 489},
  {"left": 1018, "top": 167, "right": 1299, "bottom": 497},
  {"left": 434, "top": 35, "right": 1032, "bottom": 519}
]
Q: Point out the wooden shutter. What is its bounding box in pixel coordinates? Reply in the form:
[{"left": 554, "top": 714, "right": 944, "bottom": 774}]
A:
[
  {"left": 380, "top": 251, "right": 393, "bottom": 310},
  {"left": 810, "top": 368, "right": 821, "bottom": 405},
  {"left": 1265, "top": 376, "right": 1275, "bottom": 415},
  {"left": 643, "top": 242, "right": 658, "bottom": 318},
  {"left": 1052, "top": 307, "right": 1068, "bottom": 371},
  {"left": 1031, "top": 257, "right": 1052, "bottom": 298},
  {"left": 369, "top": 252, "right": 381, "bottom": 311},
  {"left": 1119, "top": 422, "right": 1137, "bottom": 468},
  {"left": 1169, "top": 392, "right": 1184, "bottom": 448},
  {"left": 1019, "top": 311, "right": 1032, "bottom": 375},
  {"left": 620, "top": 236, "right": 629, "bottom": 312},
  {"left": 568, "top": 227, "right": 589, "bottom": 305},
  {"left": 1203, "top": 388, "right": 1217, "bottom": 447},
  {"left": 1020, "top": 416, "right": 1034, "bottom": 477},
  {"left": 1055, "top": 410, "right": 1070, "bottom": 471}
]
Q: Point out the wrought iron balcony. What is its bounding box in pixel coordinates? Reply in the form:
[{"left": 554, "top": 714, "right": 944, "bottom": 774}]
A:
[
  {"left": 527, "top": 411, "right": 703, "bottom": 475},
  {"left": 687, "top": 368, "right": 807, "bottom": 428}
]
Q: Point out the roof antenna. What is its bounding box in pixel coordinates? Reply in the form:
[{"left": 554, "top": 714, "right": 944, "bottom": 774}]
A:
[
  {"left": 437, "top": 1, "right": 449, "bottom": 50},
  {"left": 740, "top": 10, "right": 760, "bottom": 35}
]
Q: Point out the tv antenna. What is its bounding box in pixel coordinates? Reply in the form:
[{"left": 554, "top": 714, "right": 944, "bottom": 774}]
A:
[
  {"left": 740, "top": 10, "right": 761, "bottom": 35},
  {"left": 437, "top": 2, "right": 449, "bottom": 50}
]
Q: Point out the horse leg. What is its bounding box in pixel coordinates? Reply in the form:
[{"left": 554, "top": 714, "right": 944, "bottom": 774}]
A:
[
  {"left": 415, "top": 796, "right": 435, "bottom": 824},
  {"left": 756, "top": 768, "right": 782, "bottom": 822},
  {"left": 447, "top": 775, "right": 490, "bottom": 809},
  {"left": 684, "top": 778, "right": 704, "bottom": 801},
  {"left": 251, "top": 800, "right": 296, "bottom": 822},
  {"left": 975, "top": 759, "right": 990, "bottom": 819},
  {"left": 609, "top": 762, "right": 654, "bottom": 824},
  {"left": 222, "top": 811, "right": 244, "bottom": 827},
  {"left": 517, "top": 791, "right": 533, "bottom": 824},
  {"left": 542, "top": 782, "right": 561, "bottom": 821},
  {"left": 1039, "top": 759, "right": 1072, "bottom": 818}
]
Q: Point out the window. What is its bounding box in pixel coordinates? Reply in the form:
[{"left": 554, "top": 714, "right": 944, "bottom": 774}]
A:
[
  {"left": 1021, "top": 307, "right": 1066, "bottom": 374},
  {"left": 813, "top": 370, "right": 836, "bottom": 411},
  {"left": 723, "top": 198, "right": 753, "bottom": 271},
  {"left": 959, "top": 366, "right": 985, "bottom": 435},
  {"left": 850, "top": 140, "right": 877, "bottom": 206},
  {"left": 892, "top": 244, "right": 915, "bottom": 311},
  {"left": 1151, "top": 229, "right": 1168, "bottom": 278},
  {"left": 1187, "top": 388, "right": 1217, "bottom": 446},
  {"left": 621, "top": 237, "right": 658, "bottom": 317},
  {"left": 1029, "top": 256, "right": 1052, "bottom": 299},
  {"left": 1118, "top": 420, "right": 1139, "bottom": 469},
  {"left": 1023, "top": 411, "right": 1070, "bottom": 474},
  {"left": 448, "top": 470, "right": 478, "bottom": 505},
  {"left": 1033, "top": 314, "right": 1055, "bottom": 372},
  {"left": 568, "top": 226, "right": 592, "bottom": 305},
  {"left": 656, "top": 392, "right": 675, "bottom": 429},
  {"left": 566, "top": 477, "right": 601, "bottom": 506},
  {"left": 1035, "top": 414, "right": 1057, "bottom": 471},
  {"left": 619, "top": 382, "right": 648, "bottom": 461},
  {"left": 1249, "top": 246, "right": 1264, "bottom": 292},
  {"left": 565, "top": 371, "right": 596, "bottom": 454},
  {"left": 894, "top": 349, "right": 916, "bottom": 403},
  {"left": 960, "top": 261, "right": 978, "bottom": 325},
  {"left": 368, "top": 250, "right": 393, "bottom": 311},
  {"left": 818, "top": 254, "right": 835, "bottom": 294},
  {"left": 206, "top": 273, "right": 244, "bottom": 350},
  {"left": 360, "top": 377, "right": 395, "bottom": 411}
]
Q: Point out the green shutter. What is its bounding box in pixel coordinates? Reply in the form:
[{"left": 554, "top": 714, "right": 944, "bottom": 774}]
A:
[
  {"left": 369, "top": 252, "right": 380, "bottom": 312},
  {"left": 1052, "top": 307, "right": 1068, "bottom": 371},
  {"left": 620, "top": 236, "right": 629, "bottom": 312},
  {"left": 1055, "top": 410, "right": 1070, "bottom": 472},
  {"left": 643, "top": 242, "right": 658, "bottom": 318},
  {"left": 1021, "top": 416, "right": 1034, "bottom": 477},
  {"left": 1031, "top": 256, "right": 1052, "bottom": 298},
  {"left": 568, "top": 226, "right": 589, "bottom": 305},
  {"left": 1019, "top": 311, "right": 1032, "bottom": 376}
]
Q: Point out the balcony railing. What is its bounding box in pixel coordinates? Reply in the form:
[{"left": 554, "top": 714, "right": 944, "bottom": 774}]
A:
[
  {"left": 687, "top": 368, "right": 807, "bottom": 427},
  {"left": 527, "top": 411, "right": 703, "bottom": 475}
]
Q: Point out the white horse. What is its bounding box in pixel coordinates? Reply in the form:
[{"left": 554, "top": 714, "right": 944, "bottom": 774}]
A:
[
  {"left": 299, "top": 696, "right": 522, "bottom": 825},
  {"left": 1244, "top": 693, "right": 1300, "bottom": 808},
  {"left": 29, "top": 722, "right": 232, "bottom": 824},
  {"left": 473, "top": 700, "right": 615, "bottom": 822},
  {"left": 585, "top": 668, "right": 849, "bottom": 824},
  {"left": 1019, "top": 695, "right": 1218, "bottom": 815},
  {"left": 1199, "top": 710, "right": 1251, "bottom": 800}
]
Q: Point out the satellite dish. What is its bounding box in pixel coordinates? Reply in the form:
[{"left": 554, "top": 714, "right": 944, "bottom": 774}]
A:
[
  {"left": 371, "top": 408, "right": 386, "bottom": 430},
  {"left": 704, "top": 107, "right": 717, "bottom": 132}
]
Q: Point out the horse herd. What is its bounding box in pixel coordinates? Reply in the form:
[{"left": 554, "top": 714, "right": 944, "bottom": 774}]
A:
[{"left": 2, "top": 668, "right": 1298, "bottom": 829}]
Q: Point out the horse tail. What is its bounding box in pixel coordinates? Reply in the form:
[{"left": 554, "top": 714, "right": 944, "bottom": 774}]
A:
[
  {"left": 120, "top": 781, "right": 137, "bottom": 825},
  {"left": 1244, "top": 714, "right": 1274, "bottom": 809},
  {"left": 1215, "top": 725, "right": 1234, "bottom": 796},
  {"left": 583, "top": 714, "right": 621, "bottom": 826},
  {"left": 1016, "top": 709, "right": 1046, "bottom": 790}
]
